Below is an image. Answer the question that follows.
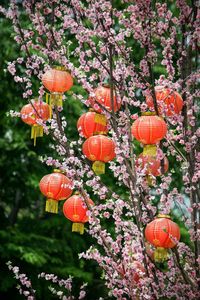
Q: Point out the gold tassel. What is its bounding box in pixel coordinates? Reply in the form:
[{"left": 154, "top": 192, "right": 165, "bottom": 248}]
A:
[
  {"left": 45, "top": 199, "right": 58, "bottom": 214},
  {"left": 50, "top": 94, "right": 55, "bottom": 107},
  {"left": 94, "top": 113, "right": 107, "bottom": 125},
  {"left": 46, "top": 93, "right": 52, "bottom": 119},
  {"left": 50, "top": 93, "right": 63, "bottom": 107},
  {"left": 57, "top": 94, "right": 63, "bottom": 107},
  {"left": 146, "top": 175, "right": 153, "bottom": 186},
  {"left": 31, "top": 125, "right": 44, "bottom": 146},
  {"left": 143, "top": 145, "right": 157, "bottom": 156},
  {"left": 154, "top": 247, "right": 168, "bottom": 262},
  {"left": 46, "top": 92, "right": 49, "bottom": 104},
  {"left": 92, "top": 161, "right": 105, "bottom": 175},
  {"left": 72, "top": 222, "right": 84, "bottom": 234}
]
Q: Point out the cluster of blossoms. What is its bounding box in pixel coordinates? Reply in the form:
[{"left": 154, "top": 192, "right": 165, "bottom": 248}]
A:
[
  {"left": 1, "top": 0, "right": 200, "bottom": 299},
  {"left": 7, "top": 261, "right": 35, "bottom": 300},
  {"left": 7, "top": 261, "right": 87, "bottom": 300}
]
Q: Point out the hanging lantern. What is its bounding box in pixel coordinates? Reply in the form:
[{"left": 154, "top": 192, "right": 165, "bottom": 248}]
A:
[
  {"left": 90, "top": 84, "right": 121, "bottom": 113},
  {"left": 42, "top": 67, "right": 73, "bottom": 108},
  {"left": 39, "top": 169, "right": 73, "bottom": 214},
  {"left": 63, "top": 194, "right": 94, "bottom": 234},
  {"left": 146, "top": 86, "right": 184, "bottom": 116},
  {"left": 145, "top": 215, "right": 180, "bottom": 262},
  {"left": 20, "top": 100, "right": 50, "bottom": 146},
  {"left": 136, "top": 145, "right": 169, "bottom": 177},
  {"left": 82, "top": 135, "right": 116, "bottom": 175},
  {"left": 131, "top": 112, "right": 167, "bottom": 145},
  {"left": 77, "top": 110, "right": 108, "bottom": 138}
]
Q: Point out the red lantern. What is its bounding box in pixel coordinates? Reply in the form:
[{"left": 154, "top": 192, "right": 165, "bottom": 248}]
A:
[
  {"left": 39, "top": 169, "right": 73, "bottom": 214},
  {"left": 146, "top": 86, "right": 183, "bottom": 116},
  {"left": 82, "top": 135, "right": 116, "bottom": 175},
  {"left": 77, "top": 111, "right": 108, "bottom": 138},
  {"left": 20, "top": 100, "right": 50, "bottom": 146},
  {"left": 42, "top": 67, "right": 73, "bottom": 107},
  {"left": 63, "top": 194, "right": 94, "bottom": 234},
  {"left": 145, "top": 215, "right": 180, "bottom": 262},
  {"left": 136, "top": 145, "right": 169, "bottom": 177},
  {"left": 90, "top": 85, "right": 121, "bottom": 113},
  {"left": 131, "top": 113, "right": 167, "bottom": 145}
]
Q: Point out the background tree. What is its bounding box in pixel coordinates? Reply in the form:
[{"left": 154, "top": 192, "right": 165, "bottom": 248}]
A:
[{"left": 0, "top": 0, "right": 199, "bottom": 299}]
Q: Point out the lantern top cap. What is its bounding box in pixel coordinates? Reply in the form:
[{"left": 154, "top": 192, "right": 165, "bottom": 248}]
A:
[
  {"left": 157, "top": 214, "right": 171, "bottom": 219},
  {"left": 89, "top": 108, "right": 95, "bottom": 112},
  {"left": 74, "top": 191, "right": 80, "bottom": 195},
  {"left": 93, "top": 131, "right": 107, "bottom": 136},
  {"left": 141, "top": 112, "right": 157, "bottom": 116},
  {"left": 52, "top": 65, "right": 70, "bottom": 72},
  {"left": 53, "top": 169, "right": 62, "bottom": 173}
]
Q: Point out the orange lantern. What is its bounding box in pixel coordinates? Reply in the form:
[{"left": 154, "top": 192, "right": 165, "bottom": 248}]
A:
[
  {"left": 42, "top": 67, "right": 73, "bottom": 107},
  {"left": 131, "top": 113, "right": 167, "bottom": 145},
  {"left": 20, "top": 100, "right": 50, "bottom": 146},
  {"left": 77, "top": 110, "right": 108, "bottom": 138},
  {"left": 63, "top": 194, "right": 94, "bottom": 234},
  {"left": 145, "top": 215, "right": 180, "bottom": 262},
  {"left": 82, "top": 135, "right": 116, "bottom": 175},
  {"left": 146, "top": 86, "right": 183, "bottom": 116},
  {"left": 136, "top": 145, "right": 169, "bottom": 177},
  {"left": 39, "top": 169, "right": 73, "bottom": 214},
  {"left": 90, "top": 85, "right": 121, "bottom": 113}
]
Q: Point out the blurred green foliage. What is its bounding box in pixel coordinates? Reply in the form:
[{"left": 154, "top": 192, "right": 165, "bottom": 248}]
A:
[{"left": 0, "top": 14, "right": 107, "bottom": 300}]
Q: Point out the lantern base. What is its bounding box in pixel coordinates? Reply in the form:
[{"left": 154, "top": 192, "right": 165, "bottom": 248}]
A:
[
  {"left": 72, "top": 223, "right": 84, "bottom": 234},
  {"left": 45, "top": 199, "right": 58, "bottom": 214},
  {"left": 154, "top": 247, "right": 169, "bottom": 262},
  {"left": 31, "top": 125, "right": 44, "bottom": 146},
  {"left": 92, "top": 161, "right": 105, "bottom": 175}
]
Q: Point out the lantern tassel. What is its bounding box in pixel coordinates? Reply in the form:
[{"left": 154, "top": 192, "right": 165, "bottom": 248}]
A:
[
  {"left": 57, "top": 94, "right": 63, "bottom": 107},
  {"left": 143, "top": 144, "right": 157, "bottom": 156},
  {"left": 45, "top": 199, "right": 58, "bottom": 214},
  {"left": 92, "top": 161, "right": 105, "bottom": 175},
  {"left": 146, "top": 175, "right": 153, "bottom": 186},
  {"left": 31, "top": 125, "right": 44, "bottom": 146},
  {"left": 45, "top": 93, "right": 52, "bottom": 119},
  {"left": 94, "top": 113, "right": 107, "bottom": 125},
  {"left": 72, "top": 223, "right": 84, "bottom": 234},
  {"left": 50, "top": 93, "right": 63, "bottom": 107},
  {"left": 154, "top": 247, "right": 169, "bottom": 262},
  {"left": 46, "top": 92, "right": 49, "bottom": 104}
]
